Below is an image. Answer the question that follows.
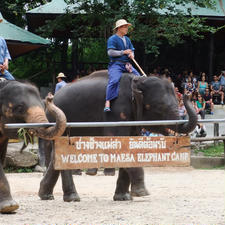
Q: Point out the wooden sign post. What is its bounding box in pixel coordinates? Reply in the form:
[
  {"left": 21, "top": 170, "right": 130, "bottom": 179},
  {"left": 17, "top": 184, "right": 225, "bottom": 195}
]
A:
[{"left": 54, "top": 136, "right": 190, "bottom": 170}]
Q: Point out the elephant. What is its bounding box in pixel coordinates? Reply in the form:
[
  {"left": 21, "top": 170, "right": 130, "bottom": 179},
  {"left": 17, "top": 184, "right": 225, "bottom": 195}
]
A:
[
  {"left": 0, "top": 80, "right": 67, "bottom": 213},
  {"left": 38, "top": 70, "right": 198, "bottom": 203}
]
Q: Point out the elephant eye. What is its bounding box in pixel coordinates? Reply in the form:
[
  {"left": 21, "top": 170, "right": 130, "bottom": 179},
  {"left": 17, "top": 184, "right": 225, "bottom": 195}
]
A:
[{"left": 13, "top": 105, "right": 25, "bottom": 114}]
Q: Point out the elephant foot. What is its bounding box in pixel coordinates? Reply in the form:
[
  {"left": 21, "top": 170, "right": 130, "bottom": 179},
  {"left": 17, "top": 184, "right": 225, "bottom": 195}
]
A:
[
  {"left": 85, "top": 168, "right": 98, "bottom": 176},
  {"left": 38, "top": 189, "right": 54, "bottom": 200},
  {"left": 104, "top": 168, "right": 115, "bottom": 176},
  {"left": 63, "top": 193, "right": 80, "bottom": 202},
  {"left": 0, "top": 199, "right": 19, "bottom": 214},
  {"left": 34, "top": 165, "right": 46, "bottom": 173},
  {"left": 113, "top": 193, "right": 133, "bottom": 201},
  {"left": 131, "top": 186, "right": 150, "bottom": 197}
]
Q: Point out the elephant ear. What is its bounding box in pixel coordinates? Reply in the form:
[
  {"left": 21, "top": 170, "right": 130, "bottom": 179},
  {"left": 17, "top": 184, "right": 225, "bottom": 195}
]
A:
[{"left": 131, "top": 76, "right": 146, "bottom": 121}]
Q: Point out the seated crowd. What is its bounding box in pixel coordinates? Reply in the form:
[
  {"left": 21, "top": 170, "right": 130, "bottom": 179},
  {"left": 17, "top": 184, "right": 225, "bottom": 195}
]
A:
[{"left": 148, "top": 68, "right": 225, "bottom": 120}]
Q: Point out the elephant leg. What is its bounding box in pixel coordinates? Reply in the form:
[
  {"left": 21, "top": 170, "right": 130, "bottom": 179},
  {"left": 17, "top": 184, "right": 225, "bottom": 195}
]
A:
[
  {"left": 38, "top": 138, "right": 47, "bottom": 168},
  {"left": 61, "top": 170, "right": 80, "bottom": 202},
  {"left": 38, "top": 151, "right": 59, "bottom": 200},
  {"left": 86, "top": 168, "right": 98, "bottom": 176},
  {"left": 113, "top": 168, "right": 132, "bottom": 201},
  {"left": 104, "top": 168, "right": 115, "bottom": 176},
  {"left": 72, "top": 169, "right": 82, "bottom": 175},
  {"left": 126, "top": 167, "right": 149, "bottom": 197},
  {"left": 0, "top": 137, "right": 19, "bottom": 213},
  {"left": 38, "top": 138, "right": 52, "bottom": 169}
]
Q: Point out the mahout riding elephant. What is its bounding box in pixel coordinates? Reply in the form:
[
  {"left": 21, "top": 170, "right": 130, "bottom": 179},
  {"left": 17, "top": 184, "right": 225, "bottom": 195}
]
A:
[
  {"left": 38, "top": 70, "right": 197, "bottom": 202},
  {"left": 0, "top": 80, "right": 67, "bottom": 213}
]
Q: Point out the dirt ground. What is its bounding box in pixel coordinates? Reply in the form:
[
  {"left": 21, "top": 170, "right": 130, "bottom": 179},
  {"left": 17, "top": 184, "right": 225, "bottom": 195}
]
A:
[{"left": 0, "top": 167, "right": 224, "bottom": 225}]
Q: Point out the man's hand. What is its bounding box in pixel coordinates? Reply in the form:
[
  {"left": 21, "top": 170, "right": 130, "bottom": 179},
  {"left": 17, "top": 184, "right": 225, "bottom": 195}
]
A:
[
  {"left": 3, "top": 60, "right": 8, "bottom": 70},
  {"left": 128, "top": 52, "right": 134, "bottom": 59},
  {"left": 0, "top": 64, "right": 4, "bottom": 73},
  {"left": 123, "top": 49, "right": 133, "bottom": 55}
]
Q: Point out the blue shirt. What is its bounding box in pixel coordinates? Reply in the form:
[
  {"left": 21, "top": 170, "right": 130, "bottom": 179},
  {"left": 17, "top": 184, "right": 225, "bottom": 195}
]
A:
[
  {"left": 0, "top": 37, "right": 11, "bottom": 64},
  {"left": 220, "top": 75, "right": 225, "bottom": 86},
  {"left": 211, "top": 81, "right": 221, "bottom": 91},
  {"left": 107, "top": 34, "right": 135, "bottom": 62},
  {"left": 55, "top": 81, "right": 67, "bottom": 93}
]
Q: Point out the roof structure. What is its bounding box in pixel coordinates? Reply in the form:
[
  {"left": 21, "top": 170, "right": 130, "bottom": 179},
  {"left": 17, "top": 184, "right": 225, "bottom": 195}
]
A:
[
  {"left": 27, "top": 0, "right": 75, "bottom": 14},
  {"left": 27, "top": 0, "right": 225, "bottom": 17},
  {"left": 26, "top": 0, "right": 225, "bottom": 35},
  {"left": 187, "top": 0, "right": 225, "bottom": 17},
  {"left": 0, "top": 12, "right": 50, "bottom": 58},
  {"left": 159, "top": 0, "right": 225, "bottom": 19},
  {"left": 26, "top": 0, "right": 77, "bottom": 35}
]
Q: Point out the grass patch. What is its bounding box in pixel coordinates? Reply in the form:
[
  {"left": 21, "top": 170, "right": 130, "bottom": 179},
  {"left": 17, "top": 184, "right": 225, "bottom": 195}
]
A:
[
  {"left": 4, "top": 166, "right": 34, "bottom": 173},
  {"left": 196, "top": 143, "right": 224, "bottom": 157}
]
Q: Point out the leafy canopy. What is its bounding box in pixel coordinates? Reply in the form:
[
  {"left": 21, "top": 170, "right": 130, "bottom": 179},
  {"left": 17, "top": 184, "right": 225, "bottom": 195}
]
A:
[{"left": 62, "top": 0, "right": 218, "bottom": 56}]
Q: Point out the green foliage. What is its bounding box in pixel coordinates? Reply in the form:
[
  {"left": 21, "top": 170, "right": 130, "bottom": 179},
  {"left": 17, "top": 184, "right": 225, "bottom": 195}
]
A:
[
  {"left": 4, "top": 166, "right": 34, "bottom": 173},
  {"left": 0, "top": 0, "right": 50, "bottom": 27},
  {"left": 17, "top": 128, "right": 34, "bottom": 146},
  {"left": 64, "top": 0, "right": 218, "bottom": 56},
  {"left": 195, "top": 143, "right": 224, "bottom": 157},
  {"left": 1, "top": 0, "right": 222, "bottom": 83},
  {"left": 9, "top": 42, "right": 65, "bottom": 85},
  {"left": 80, "top": 38, "right": 107, "bottom": 63}
]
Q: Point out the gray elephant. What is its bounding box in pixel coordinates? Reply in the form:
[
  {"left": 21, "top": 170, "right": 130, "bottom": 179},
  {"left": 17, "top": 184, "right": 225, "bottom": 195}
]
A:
[
  {"left": 38, "top": 70, "right": 197, "bottom": 202},
  {"left": 0, "top": 80, "right": 67, "bottom": 213}
]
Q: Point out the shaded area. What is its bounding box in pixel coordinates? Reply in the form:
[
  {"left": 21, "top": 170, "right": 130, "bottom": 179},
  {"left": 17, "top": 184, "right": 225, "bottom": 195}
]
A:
[{"left": 0, "top": 12, "right": 50, "bottom": 58}]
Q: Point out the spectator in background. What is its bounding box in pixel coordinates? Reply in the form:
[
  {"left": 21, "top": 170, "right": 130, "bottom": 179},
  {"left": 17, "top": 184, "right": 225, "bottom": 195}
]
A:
[
  {"left": 189, "top": 71, "right": 198, "bottom": 88},
  {"left": 203, "top": 88, "right": 214, "bottom": 115},
  {"left": 150, "top": 68, "right": 160, "bottom": 77},
  {"left": 175, "top": 86, "right": 183, "bottom": 101},
  {"left": 191, "top": 90, "right": 198, "bottom": 102},
  {"left": 178, "top": 99, "right": 187, "bottom": 120},
  {"left": 167, "top": 76, "right": 174, "bottom": 88},
  {"left": 210, "top": 75, "right": 224, "bottom": 105},
  {"left": 0, "top": 36, "right": 15, "bottom": 80},
  {"left": 195, "top": 94, "right": 206, "bottom": 119},
  {"left": 219, "top": 70, "right": 225, "bottom": 92},
  {"left": 184, "top": 76, "right": 195, "bottom": 99},
  {"left": 197, "top": 72, "right": 208, "bottom": 96},
  {"left": 55, "top": 72, "right": 67, "bottom": 93},
  {"left": 141, "top": 128, "right": 150, "bottom": 136}
]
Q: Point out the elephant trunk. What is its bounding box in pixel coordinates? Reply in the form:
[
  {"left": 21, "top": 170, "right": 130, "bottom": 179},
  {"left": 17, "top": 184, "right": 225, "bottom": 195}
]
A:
[
  {"left": 26, "top": 93, "right": 67, "bottom": 140},
  {"left": 172, "top": 95, "right": 198, "bottom": 134}
]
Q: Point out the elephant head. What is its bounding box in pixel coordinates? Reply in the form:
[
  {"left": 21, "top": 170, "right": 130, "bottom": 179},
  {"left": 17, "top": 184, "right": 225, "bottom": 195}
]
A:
[
  {"left": 0, "top": 81, "right": 66, "bottom": 140},
  {"left": 131, "top": 75, "right": 197, "bottom": 135}
]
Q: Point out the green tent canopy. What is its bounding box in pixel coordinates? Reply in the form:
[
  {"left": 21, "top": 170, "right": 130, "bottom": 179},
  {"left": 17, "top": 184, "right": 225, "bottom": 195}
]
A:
[{"left": 0, "top": 12, "right": 50, "bottom": 58}]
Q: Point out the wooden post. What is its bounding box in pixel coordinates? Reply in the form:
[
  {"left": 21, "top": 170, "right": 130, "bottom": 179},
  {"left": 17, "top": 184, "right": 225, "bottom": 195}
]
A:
[
  {"left": 214, "top": 123, "right": 219, "bottom": 145},
  {"left": 208, "top": 34, "right": 214, "bottom": 82},
  {"left": 223, "top": 140, "right": 225, "bottom": 164},
  {"left": 71, "top": 39, "right": 78, "bottom": 79}
]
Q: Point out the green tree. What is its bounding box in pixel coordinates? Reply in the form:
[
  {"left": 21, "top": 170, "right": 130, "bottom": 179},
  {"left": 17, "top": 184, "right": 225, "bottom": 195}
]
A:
[
  {"left": 0, "top": 0, "right": 50, "bottom": 27},
  {"left": 0, "top": 0, "right": 221, "bottom": 85},
  {"left": 64, "top": 0, "right": 218, "bottom": 56}
]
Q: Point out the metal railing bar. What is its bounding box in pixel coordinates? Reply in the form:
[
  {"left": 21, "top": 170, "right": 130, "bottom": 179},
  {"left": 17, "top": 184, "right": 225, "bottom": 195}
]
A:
[
  {"left": 191, "top": 136, "right": 225, "bottom": 142},
  {"left": 4, "top": 119, "right": 225, "bottom": 129}
]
